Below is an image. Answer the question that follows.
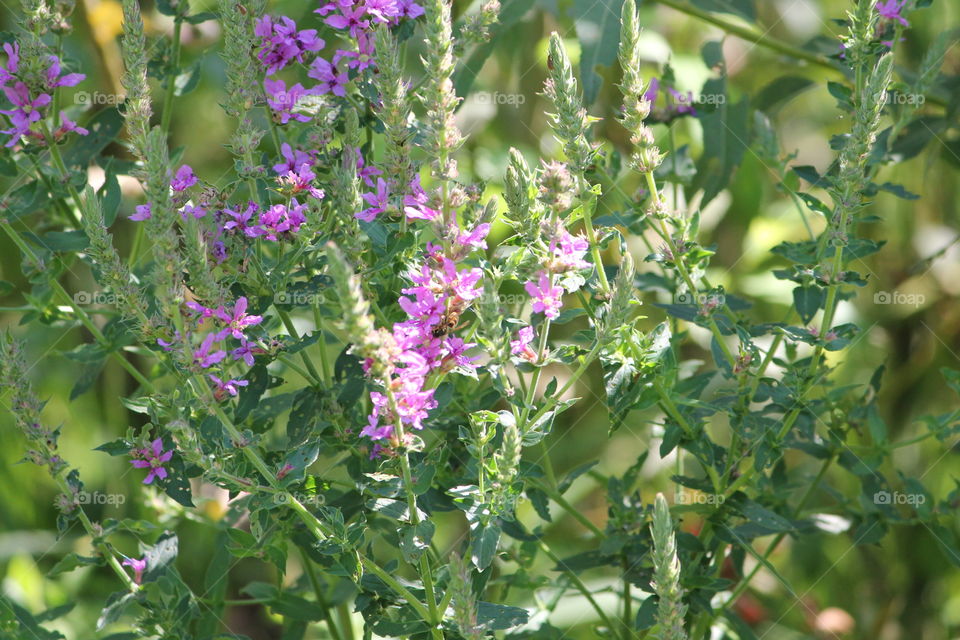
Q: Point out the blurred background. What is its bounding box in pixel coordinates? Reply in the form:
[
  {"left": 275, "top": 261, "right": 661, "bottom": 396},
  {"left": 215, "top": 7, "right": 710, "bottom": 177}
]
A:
[{"left": 1, "top": 0, "right": 959, "bottom": 637}]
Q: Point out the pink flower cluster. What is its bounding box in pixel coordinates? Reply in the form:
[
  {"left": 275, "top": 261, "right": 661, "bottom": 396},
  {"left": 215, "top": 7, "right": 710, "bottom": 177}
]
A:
[
  {"left": 257, "top": 0, "right": 423, "bottom": 123},
  {"left": 360, "top": 232, "right": 489, "bottom": 455},
  {"left": 130, "top": 438, "right": 173, "bottom": 484},
  {"left": 524, "top": 224, "right": 590, "bottom": 320},
  {"left": 158, "top": 297, "right": 263, "bottom": 401},
  {"left": 0, "top": 42, "right": 87, "bottom": 147}
]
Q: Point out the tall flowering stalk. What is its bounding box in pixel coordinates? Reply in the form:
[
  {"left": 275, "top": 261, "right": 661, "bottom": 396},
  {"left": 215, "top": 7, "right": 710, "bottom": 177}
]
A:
[{"left": 650, "top": 493, "right": 688, "bottom": 640}]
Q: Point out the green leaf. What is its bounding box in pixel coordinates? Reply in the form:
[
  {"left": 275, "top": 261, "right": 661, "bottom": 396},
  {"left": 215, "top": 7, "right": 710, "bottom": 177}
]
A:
[
  {"left": 569, "top": 0, "right": 624, "bottom": 104},
  {"left": 399, "top": 521, "right": 435, "bottom": 563},
  {"left": 793, "top": 286, "right": 825, "bottom": 324},
  {"left": 693, "top": 77, "right": 749, "bottom": 206},
  {"left": 471, "top": 522, "right": 501, "bottom": 570},
  {"left": 753, "top": 75, "right": 815, "bottom": 112},
  {"left": 174, "top": 60, "right": 201, "bottom": 96},
  {"left": 48, "top": 553, "right": 102, "bottom": 577},
  {"left": 476, "top": 601, "right": 529, "bottom": 631},
  {"left": 452, "top": 0, "right": 536, "bottom": 99},
  {"left": 63, "top": 108, "right": 124, "bottom": 167},
  {"left": 691, "top": 0, "right": 755, "bottom": 21}
]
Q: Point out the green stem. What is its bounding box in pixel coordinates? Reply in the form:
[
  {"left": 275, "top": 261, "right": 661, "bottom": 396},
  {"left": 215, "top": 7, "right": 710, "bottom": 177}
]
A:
[
  {"left": 538, "top": 538, "right": 616, "bottom": 631},
  {"left": 299, "top": 548, "right": 344, "bottom": 640},
  {"left": 581, "top": 194, "right": 611, "bottom": 296},
  {"left": 161, "top": 18, "right": 183, "bottom": 137}
]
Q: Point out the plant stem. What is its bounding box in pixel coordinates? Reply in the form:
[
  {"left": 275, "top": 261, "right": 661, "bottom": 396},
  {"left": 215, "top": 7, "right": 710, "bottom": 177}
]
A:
[
  {"left": 161, "top": 18, "right": 183, "bottom": 137},
  {"left": 299, "top": 547, "right": 344, "bottom": 640}
]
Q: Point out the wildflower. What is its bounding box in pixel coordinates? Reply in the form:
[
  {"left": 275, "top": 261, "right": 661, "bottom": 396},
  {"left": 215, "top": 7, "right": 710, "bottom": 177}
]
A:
[
  {"left": 1, "top": 82, "right": 50, "bottom": 142},
  {"left": 876, "top": 0, "right": 909, "bottom": 27},
  {"left": 209, "top": 374, "right": 249, "bottom": 399},
  {"left": 309, "top": 58, "right": 349, "bottom": 97},
  {"left": 510, "top": 326, "right": 537, "bottom": 361},
  {"left": 258, "top": 199, "right": 308, "bottom": 239},
  {"left": 524, "top": 272, "right": 563, "bottom": 319},
  {"left": 278, "top": 166, "right": 325, "bottom": 199},
  {"left": 1, "top": 42, "right": 20, "bottom": 82},
  {"left": 404, "top": 175, "right": 440, "bottom": 221},
  {"left": 396, "top": 0, "right": 425, "bottom": 20},
  {"left": 255, "top": 15, "right": 325, "bottom": 75},
  {"left": 456, "top": 223, "right": 490, "bottom": 251},
  {"left": 264, "top": 79, "right": 314, "bottom": 124},
  {"left": 129, "top": 438, "right": 173, "bottom": 484},
  {"left": 214, "top": 297, "right": 263, "bottom": 340},
  {"left": 232, "top": 339, "right": 257, "bottom": 366},
  {"left": 130, "top": 203, "right": 152, "bottom": 221},
  {"left": 180, "top": 204, "right": 207, "bottom": 219},
  {"left": 357, "top": 177, "right": 390, "bottom": 221},
  {"left": 170, "top": 165, "right": 198, "bottom": 191},
  {"left": 325, "top": 5, "right": 370, "bottom": 38},
  {"left": 546, "top": 226, "right": 590, "bottom": 272},
  {"left": 356, "top": 149, "right": 382, "bottom": 187},
  {"left": 54, "top": 111, "right": 88, "bottom": 137},
  {"left": 222, "top": 202, "right": 261, "bottom": 237},
  {"left": 273, "top": 143, "right": 314, "bottom": 175},
  {"left": 122, "top": 557, "right": 147, "bottom": 583},
  {"left": 193, "top": 332, "right": 227, "bottom": 368},
  {"left": 45, "top": 55, "right": 85, "bottom": 88}
]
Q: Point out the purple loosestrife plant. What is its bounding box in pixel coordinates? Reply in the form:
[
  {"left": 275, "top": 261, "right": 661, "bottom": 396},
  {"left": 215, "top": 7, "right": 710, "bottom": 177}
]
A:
[{"left": 1, "top": 0, "right": 959, "bottom": 638}]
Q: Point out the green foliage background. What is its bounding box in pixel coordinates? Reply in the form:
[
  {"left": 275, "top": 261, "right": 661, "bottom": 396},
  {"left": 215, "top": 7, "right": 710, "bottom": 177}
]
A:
[{"left": 1, "top": 0, "right": 959, "bottom": 637}]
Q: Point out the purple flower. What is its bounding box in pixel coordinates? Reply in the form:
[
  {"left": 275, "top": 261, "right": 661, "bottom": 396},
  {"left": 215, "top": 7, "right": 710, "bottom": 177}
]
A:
[
  {"left": 214, "top": 296, "right": 263, "bottom": 340},
  {"left": 232, "top": 339, "right": 257, "bottom": 366},
  {"left": 357, "top": 178, "right": 390, "bottom": 221},
  {"left": 325, "top": 5, "right": 370, "bottom": 37},
  {"left": 365, "top": 0, "right": 401, "bottom": 23},
  {"left": 170, "top": 165, "right": 198, "bottom": 191},
  {"left": 273, "top": 143, "right": 314, "bottom": 175},
  {"left": 397, "top": 0, "right": 424, "bottom": 20},
  {"left": 193, "top": 332, "right": 227, "bottom": 368},
  {"left": 548, "top": 228, "right": 590, "bottom": 271},
  {"left": 404, "top": 175, "right": 440, "bottom": 221},
  {"left": 308, "top": 58, "right": 349, "bottom": 97},
  {"left": 180, "top": 204, "right": 206, "bottom": 219},
  {"left": 209, "top": 374, "right": 249, "bottom": 399},
  {"left": 223, "top": 202, "right": 261, "bottom": 237},
  {"left": 278, "top": 166, "right": 325, "bottom": 200},
  {"left": 1, "top": 42, "right": 20, "bottom": 82},
  {"left": 876, "top": 0, "right": 909, "bottom": 27},
  {"left": 1, "top": 82, "right": 50, "bottom": 146},
  {"left": 130, "top": 438, "right": 173, "bottom": 485},
  {"left": 130, "top": 203, "right": 152, "bottom": 221},
  {"left": 122, "top": 557, "right": 147, "bottom": 584},
  {"left": 55, "top": 111, "right": 88, "bottom": 137},
  {"left": 45, "top": 55, "right": 85, "bottom": 88},
  {"left": 258, "top": 199, "right": 308, "bottom": 239},
  {"left": 255, "top": 15, "right": 325, "bottom": 75},
  {"left": 525, "top": 272, "right": 563, "bottom": 319},
  {"left": 264, "top": 78, "right": 315, "bottom": 124},
  {"left": 457, "top": 223, "right": 490, "bottom": 251},
  {"left": 355, "top": 149, "right": 381, "bottom": 187},
  {"left": 511, "top": 326, "right": 539, "bottom": 362}
]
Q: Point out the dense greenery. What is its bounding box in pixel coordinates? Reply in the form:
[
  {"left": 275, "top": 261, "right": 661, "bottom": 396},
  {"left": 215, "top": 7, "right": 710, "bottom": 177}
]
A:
[{"left": 1, "top": 0, "right": 959, "bottom": 638}]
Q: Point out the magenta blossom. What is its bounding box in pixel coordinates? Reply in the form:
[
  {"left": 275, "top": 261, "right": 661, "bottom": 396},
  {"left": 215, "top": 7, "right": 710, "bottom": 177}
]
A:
[
  {"left": 55, "top": 111, "right": 88, "bottom": 137},
  {"left": 209, "top": 374, "right": 249, "bottom": 399},
  {"left": 193, "top": 332, "right": 227, "bottom": 368},
  {"left": 45, "top": 55, "right": 85, "bottom": 88},
  {"left": 255, "top": 15, "right": 324, "bottom": 74},
  {"left": 264, "top": 79, "right": 315, "bottom": 124},
  {"left": 215, "top": 297, "right": 263, "bottom": 340},
  {"left": 130, "top": 203, "right": 151, "bottom": 221},
  {"left": 170, "top": 165, "right": 197, "bottom": 191},
  {"left": 309, "top": 58, "right": 349, "bottom": 97},
  {"left": 357, "top": 178, "right": 390, "bottom": 222},
  {"left": 525, "top": 272, "right": 563, "bottom": 319},
  {"left": 130, "top": 438, "right": 173, "bottom": 484},
  {"left": 876, "top": 0, "right": 909, "bottom": 27},
  {"left": 510, "top": 326, "right": 537, "bottom": 361},
  {"left": 273, "top": 143, "right": 314, "bottom": 175},
  {"left": 122, "top": 557, "right": 147, "bottom": 584}
]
